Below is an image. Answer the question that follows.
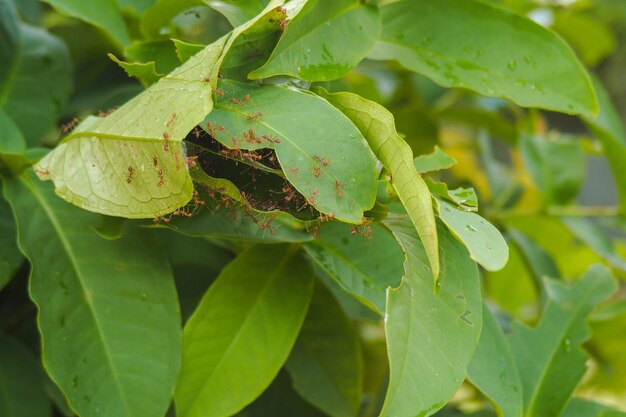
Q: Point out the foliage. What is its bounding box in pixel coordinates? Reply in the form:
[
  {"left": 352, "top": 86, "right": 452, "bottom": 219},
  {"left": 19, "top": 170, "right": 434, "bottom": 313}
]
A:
[{"left": 1, "top": 0, "right": 626, "bottom": 417}]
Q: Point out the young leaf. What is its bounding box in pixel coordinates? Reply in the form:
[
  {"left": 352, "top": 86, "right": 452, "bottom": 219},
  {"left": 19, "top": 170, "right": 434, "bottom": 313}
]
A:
[
  {"left": 249, "top": 0, "right": 380, "bottom": 81},
  {"left": 413, "top": 146, "right": 456, "bottom": 174},
  {"left": 315, "top": 88, "right": 440, "bottom": 283},
  {"left": 0, "top": 197, "right": 22, "bottom": 290},
  {"left": 369, "top": 0, "right": 598, "bottom": 118},
  {"left": 3, "top": 173, "right": 182, "bottom": 417},
  {"left": 509, "top": 265, "right": 617, "bottom": 417},
  {"left": 425, "top": 178, "right": 478, "bottom": 212},
  {"left": 583, "top": 76, "right": 626, "bottom": 214},
  {"left": 286, "top": 282, "right": 363, "bottom": 417},
  {"left": 304, "top": 222, "right": 404, "bottom": 314},
  {"left": 0, "top": 335, "right": 52, "bottom": 417},
  {"left": 176, "top": 244, "right": 315, "bottom": 417},
  {"left": 467, "top": 304, "right": 523, "bottom": 417},
  {"left": 203, "top": 80, "right": 378, "bottom": 223},
  {"left": 381, "top": 217, "right": 482, "bottom": 417},
  {"left": 436, "top": 200, "right": 509, "bottom": 272},
  {"left": 0, "top": 3, "right": 72, "bottom": 146},
  {"left": 40, "top": 0, "right": 130, "bottom": 46}
]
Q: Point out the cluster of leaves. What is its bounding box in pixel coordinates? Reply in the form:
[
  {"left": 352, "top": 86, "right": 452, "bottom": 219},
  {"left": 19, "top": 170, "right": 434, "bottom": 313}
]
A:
[{"left": 1, "top": 1, "right": 626, "bottom": 417}]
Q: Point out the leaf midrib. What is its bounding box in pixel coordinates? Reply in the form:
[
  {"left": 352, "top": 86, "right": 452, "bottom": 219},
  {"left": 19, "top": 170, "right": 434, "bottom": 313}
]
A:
[{"left": 22, "top": 176, "right": 132, "bottom": 417}]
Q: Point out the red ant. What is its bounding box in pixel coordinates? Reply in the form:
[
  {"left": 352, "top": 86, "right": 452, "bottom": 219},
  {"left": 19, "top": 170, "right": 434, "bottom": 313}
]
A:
[
  {"left": 61, "top": 118, "right": 79, "bottom": 133},
  {"left": 166, "top": 112, "right": 177, "bottom": 128},
  {"left": 157, "top": 168, "right": 164, "bottom": 187},
  {"left": 247, "top": 112, "right": 263, "bottom": 121},
  {"left": 335, "top": 180, "right": 343, "bottom": 199},
  {"left": 126, "top": 167, "right": 134, "bottom": 183}
]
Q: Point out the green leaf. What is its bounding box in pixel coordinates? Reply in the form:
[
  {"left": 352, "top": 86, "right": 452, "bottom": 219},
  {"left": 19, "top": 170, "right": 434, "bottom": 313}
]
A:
[
  {"left": 157, "top": 228, "right": 234, "bottom": 321},
  {"left": 176, "top": 244, "right": 314, "bottom": 417},
  {"left": 0, "top": 334, "right": 52, "bottom": 417},
  {"left": 140, "top": 0, "right": 203, "bottom": 40},
  {"left": 0, "top": 197, "right": 22, "bottom": 290},
  {"left": 582, "top": 77, "right": 626, "bottom": 214},
  {"left": 219, "top": 8, "right": 285, "bottom": 82},
  {"left": 507, "top": 228, "right": 560, "bottom": 306},
  {"left": 0, "top": 6, "right": 73, "bottom": 146},
  {"left": 508, "top": 265, "right": 617, "bottom": 417},
  {"left": 315, "top": 88, "right": 440, "bottom": 282},
  {"left": 41, "top": 0, "right": 130, "bottom": 46},
  {"left": 109, "top": 54, "right": 162, "bottom": 86},
  {"left": 370, "top": 0, "right": 598, "bottom": 118},
  {"left": 3, "top": 172, "right": 182, "bottom": 417},
  {"left": 413, "top": 146, "right": 456, "bottom": 174},
  {"left": 0, "top": 0, "right": 19, "bottom": 89},
  {"left": 467, "top": 304, "right": 523, "bottom": 417},
  {"left": 425, "top": 178, "right": 478, "bottom": 212},
  {"left": 249, "top": 0, "right": 380, "bottom": 81},
  {"left": 206, "top": 0, "right": 269, "bottom": 27},
  {"left": 485, "top": 239, "right": 539, "bottom": 319},
  {"left": 436, "top": 200, "right": 508, "bottom": 272},
  {"left": 203, "top": 80, "right": 378, "bottom": 223},
  {"left": 520, "top": 133, "right": 585, "bottom": 206},
  {"left": 125, "top": 40, "right": 181, "bottom": 75},
  {"left": 381, "top": 217, "right": 482, "bottom": 417},
  {"left": 0, "top": 109, "right": 28, "bottom": 175},
  {"left": 303, "top": 222, "right": 404, "bottom": 314},
  {"left": 173, "top": 39, "right": 204, "bottom": 63},
  {"left": 561, "top": 217, "right": 626, "bottom": 272},
  {"left": 33, "top": 39, "right": 225, "bottom": 218},
  {"left": 562, "top": 398, "right": 624, "bottom": 417},
  {"left": 35, "top": 2, "right": 290, "bottom": 219},
  {"left": 286, "top": 282, "right": 363, "bottom": 417}
]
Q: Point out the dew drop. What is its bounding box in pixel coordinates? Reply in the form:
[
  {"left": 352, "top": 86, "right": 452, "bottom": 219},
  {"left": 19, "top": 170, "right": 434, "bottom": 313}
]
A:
[
  {"left": 466, "top": 225, "right": 477, "bottom": 232},
  {"left": 563, "top": 338, "right": 572, "bottom": 352},
  {"left": 141, "top": 293, "right": 148, "bottom": 301},
  {"left": 507, "top": 60, "right": 517, "bottom": 71}
]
